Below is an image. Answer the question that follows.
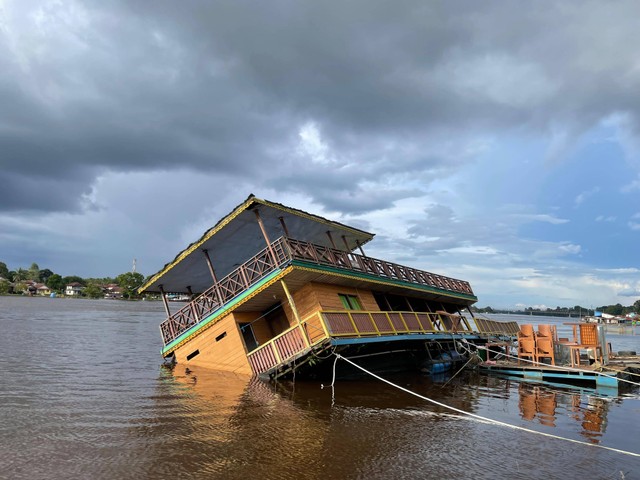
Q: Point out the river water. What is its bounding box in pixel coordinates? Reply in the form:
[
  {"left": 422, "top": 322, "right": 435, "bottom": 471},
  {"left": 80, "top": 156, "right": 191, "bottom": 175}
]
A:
[{"left": 1, "top": 297, "right": 639, "bottom": 479}]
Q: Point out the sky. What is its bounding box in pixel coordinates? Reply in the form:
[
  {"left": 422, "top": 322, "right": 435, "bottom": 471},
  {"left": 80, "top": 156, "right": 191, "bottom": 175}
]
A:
[{"left": 1, "top": 1, "right": 640, "bottom": 309}]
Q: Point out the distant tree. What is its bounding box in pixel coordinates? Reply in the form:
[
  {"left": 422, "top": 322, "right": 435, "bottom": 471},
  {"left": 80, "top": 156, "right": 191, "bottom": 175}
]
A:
[
  {"left": 634, "top": 299, "right": 640, "bottom": 314},
  {"left": 27, "top": 263, "right": 40, "bottom": 281},
  {"left": 116, "top": 272, "right": 145, "bottom": 299},
  {"left": 13, "top": 281, "right": 28, "bottom": 294},
  {"left": 0, "top": 279, "right": 10, "bottom": 295},
  {"left": 604, "top": 303, "right": 624, "bottom": 316},
  {"left": 39, "top": 269, "right": 54, "bottom": 283},
  {"left": 84, "top": 283, "right": 104, "bottom": 299},
  {"left": 13, "top": 268, "right": 28, "bottom": 282},
  {"left": 46, "top": 274, "right": 65, "bottom": 292},
  {"left": 62, "top": 276, "right": 85, "bottom": 286},
  {"left": 0, "top": 262, "right": 9, "bottom": 279}
]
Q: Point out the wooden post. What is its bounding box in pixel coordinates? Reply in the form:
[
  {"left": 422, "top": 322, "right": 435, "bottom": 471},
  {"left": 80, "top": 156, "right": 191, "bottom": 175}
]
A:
[
  {"left": 202, "top": 249, "right": 222, "bottom": 304},
  {"left": 356, "top": 240, "right": 366, "bottom": 257},
  {"left": 158, "top": 285, "right": 170, "bottom": 317},
  {"left": 186, "top": 286, "right": 194, "bottom": 300},
  {"left": 326, "top": 231, "right": 337, "bottom": 249},
  {"left": 254, "top": 209, "right": 278, "bottom": 265},
  {"left": 341, "top": 235, "right": 351, "bottom": 251},
  {"left": 280, "top": 280, "right": 310, "bottom": 347},
  {"left": 202, "top": 249, "right": 218, "bottom": 283},
  {"left": 278, "top": 216, "right": 290, "bottom": 237}
]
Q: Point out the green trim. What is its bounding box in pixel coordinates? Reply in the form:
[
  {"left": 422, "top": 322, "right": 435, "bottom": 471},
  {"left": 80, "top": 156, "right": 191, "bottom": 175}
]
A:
[
  {"left": 291, "top": 260, "right": 478, "bottom": 303},
  {"left": 161, "top": 268, "right": 285, "bottom": 355}
]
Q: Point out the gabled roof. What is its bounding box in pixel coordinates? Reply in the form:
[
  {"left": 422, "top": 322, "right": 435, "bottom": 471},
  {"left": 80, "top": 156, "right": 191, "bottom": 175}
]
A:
[{"left": 140, "top": 194, "right": 374, "bottom": 293}]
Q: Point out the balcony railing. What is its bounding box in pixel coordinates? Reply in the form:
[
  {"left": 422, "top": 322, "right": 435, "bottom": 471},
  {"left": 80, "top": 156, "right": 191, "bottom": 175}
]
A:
[
  {"left": 160, "top": 236, "right": 475, "bottom": 346},
  {"left": 246, "top": 310, "right": 474, "bottom": 375},
  {"left": 159, "top": 238, "right": 290, "bottom": 345}
]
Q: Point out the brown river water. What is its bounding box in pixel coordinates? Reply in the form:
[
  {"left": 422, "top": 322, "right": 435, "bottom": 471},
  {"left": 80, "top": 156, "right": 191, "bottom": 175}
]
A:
[{"left": 1, "top": 296, "right": 639, "bottom": 479}]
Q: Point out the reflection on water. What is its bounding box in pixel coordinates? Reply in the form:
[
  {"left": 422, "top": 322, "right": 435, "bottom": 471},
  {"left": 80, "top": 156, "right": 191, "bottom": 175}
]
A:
[
  {"left": 517, "top": 383, "right": 611, "bottom": 443},
  {"left": 1, "top": 298, "right": 639, "bottom": 479}
]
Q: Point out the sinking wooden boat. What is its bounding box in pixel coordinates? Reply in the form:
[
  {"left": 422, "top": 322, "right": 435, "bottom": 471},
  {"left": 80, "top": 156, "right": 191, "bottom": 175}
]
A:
[{"left": 140, "top": 195, "right": 509, "bottom": 380}]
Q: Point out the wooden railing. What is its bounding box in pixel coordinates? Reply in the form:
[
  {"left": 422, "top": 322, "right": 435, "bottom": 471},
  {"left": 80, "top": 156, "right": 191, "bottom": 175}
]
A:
[
  {"left": 159, "top": 238, "right": 290, "bottom": 345},
  {"left": 246, "top": 310, "right": 474, "bottom": 375},
  {"left": 160, "top": 236, "right": 475, "bottom": 346},
  {"left": 285, "top": 238, "right": 474, "bottom": 295},
  {"left": 321, "top": 310, "right": 473, "bottom": 336}
]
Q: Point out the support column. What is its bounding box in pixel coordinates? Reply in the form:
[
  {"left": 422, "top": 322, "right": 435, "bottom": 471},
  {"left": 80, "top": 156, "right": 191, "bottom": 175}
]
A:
[
  {"left": 278, "top": 216, "right": 290, "bottom": 237},
  {"left": 280, "top": 280, "right": 310, "bottom": 347},
  {"left": 202, "top": 249, "right": 222, "bottom": 304},
  {"left": 254, "top": 209, "right": 278, "bottom": 265},
  {"left": 356, "top": 240, "right": 366, "bottom": 257},
  {"left": 202, "top": 249, "right": 218, "bottom": 283},
  {"left": 326, "top": 231, "right": 337, "bottom": 249},
  {"left": 158, "top": 285, "right": 170, "bottom": 317},
  {"left": 186, "top": 286, "right": 194, "bottom": 300},
  {"left": 341, "top": 235, "right": 351, "bottom": 251}
]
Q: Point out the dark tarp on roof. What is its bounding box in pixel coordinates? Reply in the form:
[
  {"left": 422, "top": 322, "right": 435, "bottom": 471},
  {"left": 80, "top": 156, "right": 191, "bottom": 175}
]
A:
[{"left": 140, "top": 194, "right": 374, "bottom": 293}]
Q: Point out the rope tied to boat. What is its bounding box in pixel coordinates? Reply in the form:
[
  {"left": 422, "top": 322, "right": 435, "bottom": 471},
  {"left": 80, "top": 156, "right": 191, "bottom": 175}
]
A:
[{"left": 327, "top": 353, "right": 640, "bottom": 458}]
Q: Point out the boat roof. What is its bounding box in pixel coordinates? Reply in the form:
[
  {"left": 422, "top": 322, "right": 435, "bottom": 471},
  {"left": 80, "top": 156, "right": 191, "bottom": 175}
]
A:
[{"left": 140, "top": 194, "right": 375, "bottom": 293}]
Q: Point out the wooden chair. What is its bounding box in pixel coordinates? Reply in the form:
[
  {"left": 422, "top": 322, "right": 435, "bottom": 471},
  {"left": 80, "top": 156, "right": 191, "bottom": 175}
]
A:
[
  {"left": 520, "top": 324, "right": 534, "bottom": 338},
  {"left": 578, "top": 323, "right": 603, "bottom": 364},
  {"left": 517, "top": 324, "right": 537, "bottom": 365},
  {"left": 535, "top": 331, "right": 555, "bottom": 365},
  {"left": 538, "top": 324, "right": 556, "bottom": 342},
  {"left": 566, "top": 324, "right": 604, "bottom": 367}
]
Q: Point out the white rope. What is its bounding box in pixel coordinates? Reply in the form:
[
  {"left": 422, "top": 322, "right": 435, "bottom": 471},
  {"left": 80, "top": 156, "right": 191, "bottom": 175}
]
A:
[
  {"left": 333, "top": 353, "right": 640, "bottom": 458},
  {"left": 470, "top": 343, "right": 640, "bottom": 388}
]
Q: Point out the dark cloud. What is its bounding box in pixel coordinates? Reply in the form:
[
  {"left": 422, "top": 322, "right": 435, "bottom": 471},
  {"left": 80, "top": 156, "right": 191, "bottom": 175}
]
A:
[{"left": 3, "top": 0, "right": 640, "bottom": 216}]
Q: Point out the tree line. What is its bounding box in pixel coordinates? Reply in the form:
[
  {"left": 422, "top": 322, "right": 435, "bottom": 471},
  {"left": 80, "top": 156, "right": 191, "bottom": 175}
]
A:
[
  {"left": 0, "top": 261, "right": 146, "bottom": 299},
  {"left": 473, "top": 302, "right": 640, "bottom": 317}
]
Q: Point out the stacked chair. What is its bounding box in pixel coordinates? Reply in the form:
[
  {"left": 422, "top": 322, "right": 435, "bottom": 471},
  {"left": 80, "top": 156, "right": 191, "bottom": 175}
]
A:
[
  {"left": 517, "top": 324, "right": 556, "bottom": 366},
  {"left": 517, "top": 324, "right": 537, "bottom": 365}
]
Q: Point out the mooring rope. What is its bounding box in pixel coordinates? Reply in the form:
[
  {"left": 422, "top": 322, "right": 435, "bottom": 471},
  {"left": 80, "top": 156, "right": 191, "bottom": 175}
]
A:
[
  {"left": 467, "top": 343, "right": 640, "bottom": 388},
  {"left": 330, "top": 353, "right": 640, "bottom": 458}
]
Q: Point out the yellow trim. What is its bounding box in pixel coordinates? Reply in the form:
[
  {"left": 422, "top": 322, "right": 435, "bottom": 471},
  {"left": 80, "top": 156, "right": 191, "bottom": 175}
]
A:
[
  {"left": 141, "top": 197, "right": 255, "bottom": 292},
  {"left": 163, "top": 266, "right": 294, "bottom": 356}
]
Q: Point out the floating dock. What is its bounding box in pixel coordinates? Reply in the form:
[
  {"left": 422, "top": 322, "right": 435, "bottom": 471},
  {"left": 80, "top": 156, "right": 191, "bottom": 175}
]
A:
[{"left": 477, "top": 356, "right": 640, "bottom": 394}]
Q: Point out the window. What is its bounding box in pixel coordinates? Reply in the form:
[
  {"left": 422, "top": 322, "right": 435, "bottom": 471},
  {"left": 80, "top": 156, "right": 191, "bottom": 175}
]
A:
[{"left": 339, "top": 294, "right": 362, "bottom": 310}]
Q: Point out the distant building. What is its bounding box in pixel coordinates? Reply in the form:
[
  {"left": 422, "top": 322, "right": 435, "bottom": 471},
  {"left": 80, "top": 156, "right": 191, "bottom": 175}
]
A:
[
  {"left": 65, "top": 283, "right": 84, "bottom": 296},
  {"left": 35, "top": 284, "right": 52, "bottom": 296},
  {"left": 103, "top": 283, "right": 123, "bottom": 299}
]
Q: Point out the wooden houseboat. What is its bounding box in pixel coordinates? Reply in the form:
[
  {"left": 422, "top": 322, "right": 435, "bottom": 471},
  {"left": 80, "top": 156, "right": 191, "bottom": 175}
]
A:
[{"left": 140, "top": 195, "right": 502, "bottom": 380}]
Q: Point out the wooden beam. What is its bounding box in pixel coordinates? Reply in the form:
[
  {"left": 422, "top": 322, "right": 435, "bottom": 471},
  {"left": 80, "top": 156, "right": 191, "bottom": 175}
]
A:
[
  {"left": 326, "top": 230, "right": 337, "bottom": 249},
  {"left": 280, "top": 279, "right": 310, "bottom": 347},
  {"left": 201, "top": 249, "right": 218, "bottom": 283},
  {"left": 254, "top": 209, "right": 278, "bottom": 264},
  {"left": 341, "top": 235, "right": 351, "bottom": 251},
  {"left": 278, "top": 216, "right": 290, "bottom": 237},
  {"left": 158, "top": 285, "right": 170, "bottom": 317},
  {"left": 356, "top": 239, "right": 366, "bottom": 257}
]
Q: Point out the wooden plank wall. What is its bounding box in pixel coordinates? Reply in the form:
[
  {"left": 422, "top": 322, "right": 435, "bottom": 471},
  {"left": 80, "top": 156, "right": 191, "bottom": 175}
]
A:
[
  {"left": 311, "top": 282, "right": 379, "bottom": 311},
  {"left": 173, "top": 313, "right": 252, "bottom": 375}
]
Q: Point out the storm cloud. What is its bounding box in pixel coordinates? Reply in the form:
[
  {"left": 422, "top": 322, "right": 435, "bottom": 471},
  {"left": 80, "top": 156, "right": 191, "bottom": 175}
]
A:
[{"left": 2, "top": 1, "right": 640, "bottom": 307}]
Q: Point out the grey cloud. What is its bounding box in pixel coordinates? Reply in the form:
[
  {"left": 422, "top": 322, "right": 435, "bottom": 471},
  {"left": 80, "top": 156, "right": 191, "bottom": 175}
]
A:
[{"left": 3, "top": 1, "right": 640, "bottom": 215}]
